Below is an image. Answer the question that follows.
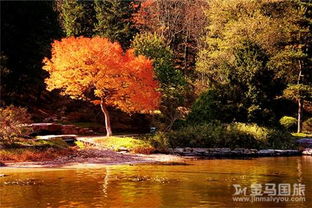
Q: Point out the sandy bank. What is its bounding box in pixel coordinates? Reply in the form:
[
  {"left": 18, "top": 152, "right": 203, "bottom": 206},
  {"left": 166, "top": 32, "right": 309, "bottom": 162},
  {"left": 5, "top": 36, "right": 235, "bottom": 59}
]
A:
[{"left": 1, "top": 148, "right": 184, "bottom": 169}]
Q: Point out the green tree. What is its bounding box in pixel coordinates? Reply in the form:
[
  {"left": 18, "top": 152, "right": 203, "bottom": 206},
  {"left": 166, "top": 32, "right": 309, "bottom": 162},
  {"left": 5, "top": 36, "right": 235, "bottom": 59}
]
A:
[
  {"left": 132, "top": 32, "right": 187, "bottom": 130},
  {"left": 268, "top": 0, "right": 312, "bottom": 132},
  {"left": 196, "top": 0, "right": 311, "bottom": 128},
  {"left": 56, "top": 0, "right": 95, "bottom": 37},
  {"left": 192, "top": 41, "right": 278, "bottom": 126},
  {"left": 94, "top": 0, "right": 140, "bottom": 49}
]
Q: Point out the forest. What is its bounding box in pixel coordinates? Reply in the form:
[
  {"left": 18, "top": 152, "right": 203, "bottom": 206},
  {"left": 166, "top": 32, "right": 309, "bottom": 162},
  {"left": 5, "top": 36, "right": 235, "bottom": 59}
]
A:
[
  {"left": 1, "top": 2, "right": 312, "bottom": 208},
  {"left": 1, "top": 0, "right": 312, "bottom": 151}
]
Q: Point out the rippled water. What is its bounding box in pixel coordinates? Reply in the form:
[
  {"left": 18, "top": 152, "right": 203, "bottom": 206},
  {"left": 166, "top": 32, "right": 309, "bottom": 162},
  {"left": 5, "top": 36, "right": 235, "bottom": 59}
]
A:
[{"left": 0, "top": 156, "right": 311, "bottom": 208}]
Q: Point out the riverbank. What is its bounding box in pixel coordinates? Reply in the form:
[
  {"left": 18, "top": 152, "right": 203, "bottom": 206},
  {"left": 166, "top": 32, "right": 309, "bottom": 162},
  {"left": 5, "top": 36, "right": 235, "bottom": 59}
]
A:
[
  {"left": 1, "top": 135, "right": 311, "bottom": 169},
  {"left": 2, "top": 147, "right": 311, "bottom": 169},
  {"left": 1, "top": 148, "right": 184, "bottom": 168}
]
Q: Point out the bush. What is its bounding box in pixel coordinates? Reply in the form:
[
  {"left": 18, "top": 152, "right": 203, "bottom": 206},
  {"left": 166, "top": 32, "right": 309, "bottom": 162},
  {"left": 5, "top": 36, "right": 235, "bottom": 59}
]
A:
[
  {"left": 267, "top": 129, "right": 297, "bottom": 149},
  {"left": 147, "top": 132, "right": 170, "bottom": 152},
  {"left": 187, "top": 89, "right": 240, "bottom": 125},
  {"left": 155, "top": 122, "right": 296, "bottom": 149},
  {"left": 0, "top": 105, "right": 32, "bottom": 143},
  {"left": 187, "top": 90, "right": 221, "bottom": 124},
  {"left": 279, "top": 116, "right": 297, "bottom": 131},
  {"left": 303, "top": 118, "right": 312, "bottom": 133}
]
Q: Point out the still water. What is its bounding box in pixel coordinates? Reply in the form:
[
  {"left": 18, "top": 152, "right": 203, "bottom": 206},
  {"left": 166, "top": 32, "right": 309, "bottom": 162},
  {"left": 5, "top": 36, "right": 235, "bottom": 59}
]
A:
[{"left": 0, "top": 156, "right": 311, "bottom": 208}]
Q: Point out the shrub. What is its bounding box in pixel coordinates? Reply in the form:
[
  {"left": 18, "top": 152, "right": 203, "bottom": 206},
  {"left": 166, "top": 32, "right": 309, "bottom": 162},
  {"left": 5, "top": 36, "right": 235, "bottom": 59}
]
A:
[
  {"left": 303, "top": 118, "right": 312, "bottom": 133},
  {"left": 279, "top": 116, "right": 297, "bottom": 131},
  {"left": 187, "top": 90, "right": 221, "bottom": 124},
  {"left": 132, "top": 146, "right": 155, "bottom": 154},
  {"left": 187, "top": 89, "right": 240, "bottom": 125},
  {"left": 0, "top": 105, "right": 32, "bottom": 143},
  {"left": 267, "top": 129, "right": 297, "bottom": 149},
  {"left": 147, "top": 132, "right": 170, "bottom": 152},
  {"left": 156, "top": 122, "right": 296, "bottom": 149}
]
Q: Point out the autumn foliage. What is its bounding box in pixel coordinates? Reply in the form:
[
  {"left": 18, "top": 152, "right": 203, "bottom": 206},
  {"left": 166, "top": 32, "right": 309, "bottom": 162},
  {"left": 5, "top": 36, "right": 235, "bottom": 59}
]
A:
[{"left": 43, "top": 37, "right": 160, "bottom": 135}]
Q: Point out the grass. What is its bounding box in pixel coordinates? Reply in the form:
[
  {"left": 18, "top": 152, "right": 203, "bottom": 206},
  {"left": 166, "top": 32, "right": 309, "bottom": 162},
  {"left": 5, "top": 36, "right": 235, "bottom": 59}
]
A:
[
  {"left": 92, "top": 136, "right": 155, "bottom": 154},
  {"left": 229, "top": 123, "right": 270, "bottom": 142},
  {"left": 3, "top": 138, "right": 69, "bottom": 149},
  {"left": 0, "top": 148, "right": 75, "bottom": 162},
  {"left": 0, "top": 138, "right": 73, "bottom": 162},
  {"left": 292, "top": 132, "right": 312, "bottom": 138},
  {"left": 74, "top": 141, "right": 86, "bottom": 149}
]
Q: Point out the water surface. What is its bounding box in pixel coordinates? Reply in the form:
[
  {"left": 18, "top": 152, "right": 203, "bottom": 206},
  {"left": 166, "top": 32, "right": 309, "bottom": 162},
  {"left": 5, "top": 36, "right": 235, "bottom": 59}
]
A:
[{"left": 0, "top": 156, "right": 311, "bottom": 207}]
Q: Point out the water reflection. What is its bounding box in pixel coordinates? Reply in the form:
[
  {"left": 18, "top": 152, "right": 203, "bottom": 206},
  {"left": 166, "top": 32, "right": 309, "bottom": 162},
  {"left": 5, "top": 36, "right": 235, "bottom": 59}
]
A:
[{"left": 0, "top": 156, "right": 311, "bottom": 208}]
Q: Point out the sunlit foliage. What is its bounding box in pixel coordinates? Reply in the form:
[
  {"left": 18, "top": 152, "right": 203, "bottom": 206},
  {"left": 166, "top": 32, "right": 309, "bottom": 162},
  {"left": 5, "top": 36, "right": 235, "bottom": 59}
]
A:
[{"left": 43, "top": 36, "right": 160, "bottom": 113}]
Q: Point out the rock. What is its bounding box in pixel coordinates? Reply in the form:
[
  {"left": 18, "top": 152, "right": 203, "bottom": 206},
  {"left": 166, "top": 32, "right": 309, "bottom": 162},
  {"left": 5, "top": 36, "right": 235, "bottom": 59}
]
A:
[
  {"left": 274, "top": 150, "right": 286, "bottom": 155},
  {"left": 35, "top": 135, "right": 77, "bottom": 143},
  {"left": 243, "top": 149, "right": 252, "bottom": 154},
  {"left": 206, "top": 148, "right": 215, "bottom": 153},
  {"left": 258, "top": 149, "right": 275, "bottom": 155},
  {"left": 172, "top": 148, "right": 184, "bottom": 154},
  {"left": 297, "top": 138, "right": 312, "bottom": 148},
  {"left": 167, "top": 147, "right": 301, "bottom": 157},
  {"left": 28, "top": 123, "right": 97, "bottom": 136},
  {"left": 0, "top": 174, "right": 8, "bottom": 177},
  {"left": 117, "top": 147, "right": 129, "bottom": 152},
  {"left": 302, "top": 148, "right": 312, "bottom": 155},
  {"left": 0, "top": 162, "right": 5, "bottom": 167},
  {"left": 213, "top": 148, "right": 222, "bottom": 152},
  {"left": 193, "top": 148, "right": 208, "bottom": 153},
  {"left": 62, "top": 125, "right": 79, "bottom": 134},
  {"left": 250, "top": 149, "right": 258, "bottom": 154},
  {"left": 220, "top": 148, "right": 231, "bottom": 153},
  {"left": 233, "top": 148, "right": 245, "bottom": 152},
  {"left": 184, "top": 147, "right": 193, "bottom": 153},
  {"left": 28, "top": 123, "right": 62, "bottom": 135},
  {"left": 231, "top": 148, "right": 246, "bottom": 155}
]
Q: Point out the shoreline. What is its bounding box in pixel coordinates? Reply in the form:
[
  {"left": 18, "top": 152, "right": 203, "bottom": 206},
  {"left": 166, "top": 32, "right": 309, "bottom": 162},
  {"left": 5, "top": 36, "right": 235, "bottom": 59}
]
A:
[
  {"left": 1, "top": 147, "right": 310, "bottom": 169},
  {"left": 0, "top": 148, "right": 184, "bottom": 169}
]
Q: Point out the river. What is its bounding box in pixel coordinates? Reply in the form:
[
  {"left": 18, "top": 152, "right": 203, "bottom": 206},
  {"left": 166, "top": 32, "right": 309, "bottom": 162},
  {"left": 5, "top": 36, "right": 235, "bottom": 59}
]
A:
[{"left": 0, "top": 156, "right": 311, "bottom": 207}]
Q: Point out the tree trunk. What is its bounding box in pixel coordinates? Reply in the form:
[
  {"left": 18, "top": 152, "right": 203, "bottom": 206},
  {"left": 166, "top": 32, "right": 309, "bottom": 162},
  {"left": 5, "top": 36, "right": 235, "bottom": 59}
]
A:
[
  {"left": 297, "top": 98, "right": 303, "bottom": 133},
  {"left": 100, "top": 99, "right": 112, "bottom": 137},
  {"left": 297, "top": 60, "right": 303, "bottom": 133}
]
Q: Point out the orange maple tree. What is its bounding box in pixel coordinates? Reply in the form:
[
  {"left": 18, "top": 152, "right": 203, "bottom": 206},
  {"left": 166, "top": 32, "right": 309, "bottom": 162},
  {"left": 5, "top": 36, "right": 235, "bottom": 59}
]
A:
[{"left": 43, "top": 37, "right": 160, "bottom": 136}]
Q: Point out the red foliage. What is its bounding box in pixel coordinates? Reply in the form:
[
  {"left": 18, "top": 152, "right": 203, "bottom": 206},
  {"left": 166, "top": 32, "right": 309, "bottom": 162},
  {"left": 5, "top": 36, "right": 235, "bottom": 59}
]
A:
[{"left": 43, "top": 37, "right": 161, "bottom": 113}]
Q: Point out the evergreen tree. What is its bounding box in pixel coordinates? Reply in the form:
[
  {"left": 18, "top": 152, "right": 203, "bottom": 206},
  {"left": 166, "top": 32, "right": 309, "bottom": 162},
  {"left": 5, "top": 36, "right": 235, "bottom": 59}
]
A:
[
  {"left": 56, "top": 0, "right": 95, "bottom": 37},
  {"left": 268, "top": 0, "right": 312, "bottom": 132},
  {"left": 94, "top": 0, "right": 140, "bottom": 49}
]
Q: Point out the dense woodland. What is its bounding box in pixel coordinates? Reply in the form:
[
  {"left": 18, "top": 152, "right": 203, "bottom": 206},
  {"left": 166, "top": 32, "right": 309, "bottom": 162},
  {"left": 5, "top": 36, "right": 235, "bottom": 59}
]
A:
[{"left": 1, "top": 0, "right": 312, "bottom": 148}]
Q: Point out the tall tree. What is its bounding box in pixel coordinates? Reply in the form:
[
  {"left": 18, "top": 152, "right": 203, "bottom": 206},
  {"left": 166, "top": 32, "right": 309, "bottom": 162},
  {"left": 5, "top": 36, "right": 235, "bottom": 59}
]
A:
[
  {"left": 134, "top": 0, "right": 208, "bottom": 73},
  {"left": 55, "top": 0, "right": 95, "bottom": 37},
  {"left": 196, "top": 0, "right": 311, "bottom": 128},
  {"left": 94, "top": 0, "right": 140, "bottom": 49},
  {"left": 43, "top": 37, "right": 160, "bottom": 136},
  {"left": 267, "top": 0, "right": 312, "bottom": 132},
  {"left": 132, "top": 32, "right": 187, "bottom": 130}
]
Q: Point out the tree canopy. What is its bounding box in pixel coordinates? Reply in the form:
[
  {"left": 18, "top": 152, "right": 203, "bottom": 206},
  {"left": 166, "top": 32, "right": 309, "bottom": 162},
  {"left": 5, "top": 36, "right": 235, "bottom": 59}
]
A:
[{"left": 43, "top": 37, "right": 161, "bottom": 135}]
